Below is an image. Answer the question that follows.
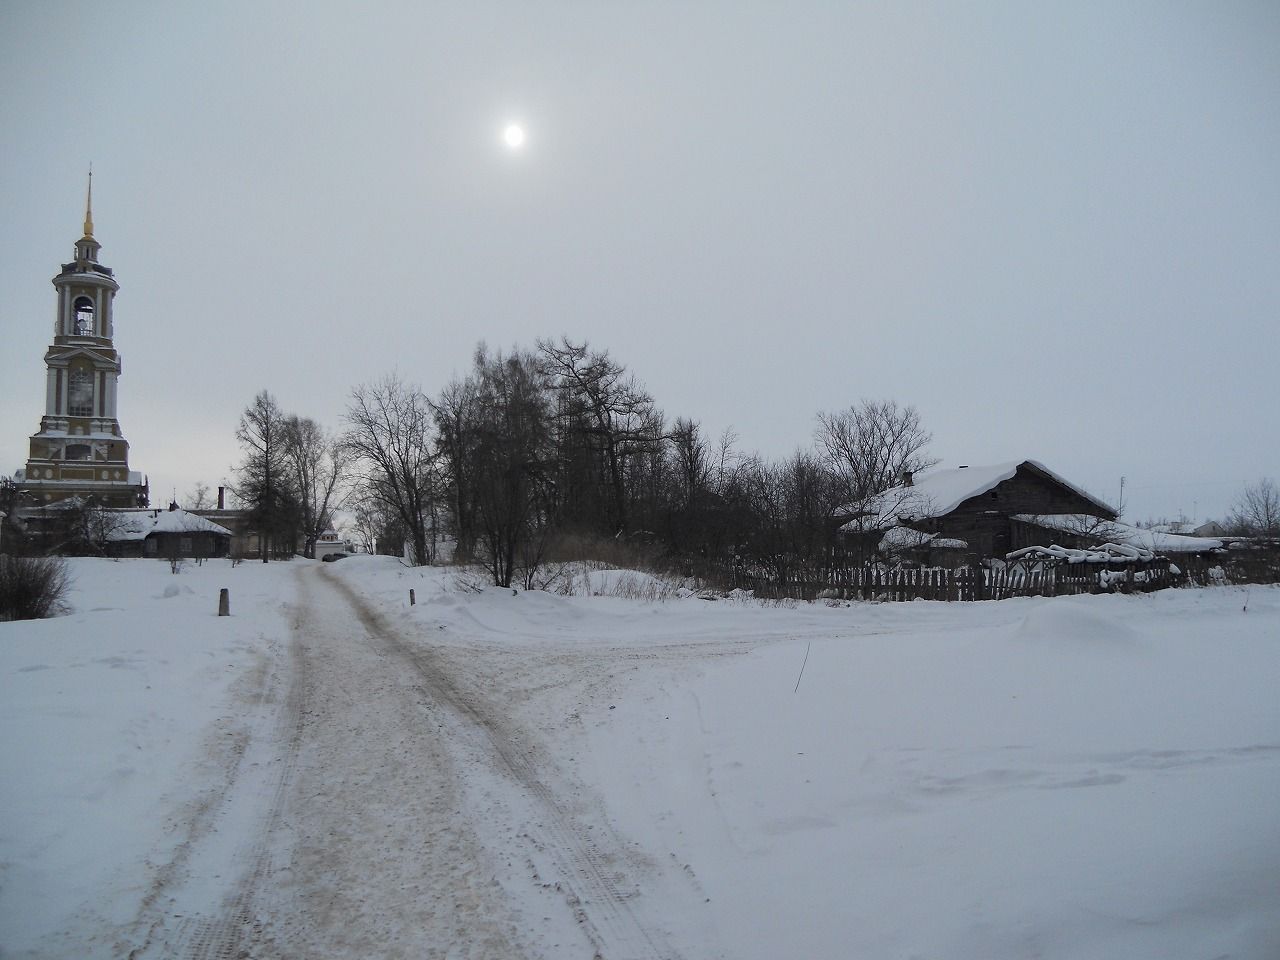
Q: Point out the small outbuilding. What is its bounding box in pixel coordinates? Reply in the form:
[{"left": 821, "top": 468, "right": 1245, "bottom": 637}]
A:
[{"left": 106, "top": 505, "right": 233, "bottom": 559}]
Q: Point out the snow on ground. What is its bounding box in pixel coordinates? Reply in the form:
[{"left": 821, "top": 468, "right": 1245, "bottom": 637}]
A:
[
  {"left": 0, "top": 558, "right": 296, "bottom": 957},
  {"left": 2, "top": 556, "right": 1278, "bottom": 958}
]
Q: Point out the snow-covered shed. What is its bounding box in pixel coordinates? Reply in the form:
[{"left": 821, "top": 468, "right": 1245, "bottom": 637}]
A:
[
  {"left": 837, "top": 460, "right": 1118, "bottom": 561},
  {"left": 106, "top": 505, "right": 233, "bottom": 558}
]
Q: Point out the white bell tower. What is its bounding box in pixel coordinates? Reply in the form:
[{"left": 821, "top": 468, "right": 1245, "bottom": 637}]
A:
[{"left": 18, "top": 174, "right": 148, "bottom": 507}]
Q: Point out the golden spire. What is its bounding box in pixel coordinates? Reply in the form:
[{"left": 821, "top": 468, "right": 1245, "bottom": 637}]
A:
[{"left": 83, "top": 167, "right": 94, "bottom": 238}]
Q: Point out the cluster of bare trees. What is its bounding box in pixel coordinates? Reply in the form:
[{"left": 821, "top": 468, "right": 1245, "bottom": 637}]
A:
[
  {"left": 227, "top": 340, "right": 936, "bottom": 586},
  {"left": 344, "top": 376, "right": 439, "bottom": 566},
  {"left": 327, "top": 339, "right": 937, "bottom": 589},
  {"left": 231, "top": 391, "right": 347, "bottom": 560}
]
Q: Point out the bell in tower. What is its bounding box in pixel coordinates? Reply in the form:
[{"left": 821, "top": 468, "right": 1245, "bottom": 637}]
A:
[{"left": 15, "top": 174, "right": 149, "bottom": 510}]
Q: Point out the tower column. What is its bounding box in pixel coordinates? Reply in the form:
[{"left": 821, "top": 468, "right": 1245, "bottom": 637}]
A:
[{"left": 45, "top": 369, "right": 57, "bottom": 415}]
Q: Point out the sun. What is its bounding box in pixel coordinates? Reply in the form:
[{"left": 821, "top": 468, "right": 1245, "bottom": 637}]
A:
[{"left": 502, "top": 123, "right": 526, "bottom": 150}]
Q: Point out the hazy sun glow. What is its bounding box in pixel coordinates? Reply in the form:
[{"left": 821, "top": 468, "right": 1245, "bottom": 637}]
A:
[{"left": 503, "top": 123, "right": 526, "bottom": 149}]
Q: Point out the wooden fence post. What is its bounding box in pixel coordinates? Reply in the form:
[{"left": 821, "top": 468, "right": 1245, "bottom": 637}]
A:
[
  {"left": 410, "top": 589, "right": 416, "bottom": 606},
  {"left": 218, "top": 588, "right": 230, "bottom": 617}
]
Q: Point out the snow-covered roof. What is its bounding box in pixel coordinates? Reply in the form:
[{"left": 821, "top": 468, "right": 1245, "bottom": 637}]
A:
[
  {"left": 838, "top": 460, "right": 1115, "bottom": 530},
  {"left": 106, "top": 508, "right": 233, "bottom": 542},
  {"left": 1013, "top": 514, "right": 1224, "bottom": 553}
]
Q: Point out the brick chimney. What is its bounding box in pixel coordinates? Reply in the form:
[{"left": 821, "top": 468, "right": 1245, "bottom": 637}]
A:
[
  {"left": 217, "top": 486, "right": 225, "bottom": 510},
  {"left": 901, "top": 470, "right": 914, "bottom": 487}
]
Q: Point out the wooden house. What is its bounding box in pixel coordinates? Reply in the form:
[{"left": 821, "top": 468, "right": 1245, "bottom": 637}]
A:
[{"left": 837, "top": 460, "right": 1119, "bottom": 562}]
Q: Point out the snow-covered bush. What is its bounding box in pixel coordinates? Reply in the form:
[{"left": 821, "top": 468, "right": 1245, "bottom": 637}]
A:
[{"left": 0, "top": 555, "right": 72, "bottom": 621}]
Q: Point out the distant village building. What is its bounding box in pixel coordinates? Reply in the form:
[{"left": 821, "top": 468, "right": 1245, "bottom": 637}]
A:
[
  {"left": 1193, "top": 520, "right": 1227, "bottom": 538},
  {"left": 14, "top": 176, "right": 148, "bottom": 510}
]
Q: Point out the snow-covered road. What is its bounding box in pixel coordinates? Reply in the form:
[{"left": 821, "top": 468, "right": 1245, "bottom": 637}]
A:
[{"left": 139, "top": 563, "right": 687, "bottom": 959}]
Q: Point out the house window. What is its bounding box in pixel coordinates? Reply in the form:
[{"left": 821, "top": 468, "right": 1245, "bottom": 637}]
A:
[
  {"left": 69, "top": 369, "right": 94, "bottom": 417},
  {"left": 74, "top": 297, "right": 95, "bottom": 336},
  {"left": 180, "top": 537, "right": 193, "bottom": 553}
]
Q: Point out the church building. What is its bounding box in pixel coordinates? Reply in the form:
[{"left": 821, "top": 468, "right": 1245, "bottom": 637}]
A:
[{"left": 15, "top": 177, "right": 148, "bottom": 508}]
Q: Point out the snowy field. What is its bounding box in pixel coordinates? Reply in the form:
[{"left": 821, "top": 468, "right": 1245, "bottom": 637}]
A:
[{"left": 1, "top": 557, "right": 1278, "bottom": 959}]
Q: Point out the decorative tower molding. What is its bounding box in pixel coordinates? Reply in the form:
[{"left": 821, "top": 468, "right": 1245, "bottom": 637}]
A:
[{"left": 17, "top": 177, "right": 148, "bottom": 508}]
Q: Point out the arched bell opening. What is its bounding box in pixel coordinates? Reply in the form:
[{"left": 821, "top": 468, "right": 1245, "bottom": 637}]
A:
[{"left": 74, "top": 296, "right": 95, "bottom": 336}]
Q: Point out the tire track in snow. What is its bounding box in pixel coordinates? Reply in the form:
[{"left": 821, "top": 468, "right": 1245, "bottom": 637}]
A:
[
  {"left": 181, "top": 597, "right": 308, "bottom": 960},
  {"left": 127, "top": 593, "right": 307, "bottom": 960},
  {"left": 249, "top": 568, "right": 535, "bottom": 958},
  {"left": 326, "top": 569, "right": 682, "bottom": 960}
]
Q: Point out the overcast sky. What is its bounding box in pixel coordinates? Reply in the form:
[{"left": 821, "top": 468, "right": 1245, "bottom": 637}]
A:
[{"left": 2, "top": 1, "right": 1277, "bottom": 524}]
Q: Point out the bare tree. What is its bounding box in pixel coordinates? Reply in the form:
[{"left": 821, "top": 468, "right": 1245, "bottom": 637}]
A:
[
  {"left": 815, "top": 400, "right": 938, "bottom": 508},
  {"left": 733, "top": 451, "right": 841, "bottom": 591},
  {"left": 815, "top": 400, "right": 937, "bottom": 567},
  {"left": 1229, "top": 478, "right": 1280, "bottom": 537},
  {"left": 466, "top": 346, "right": 556, "bottom": 588},
  {"left": 350, "top": 498, "right": 400, "bottom": 555},
  {"left": 344, "top": 374, "right": 439, "bottom": 566},
  {"left": 670, "top": 417, "right": 710, "bottom": 512},
  {"left": 662, "top": 425, "right": 750, "bottom": 565},
  {"left": 432, "top": 375, "right": 482, "bottom": 561},
  {"left": 283, "top": 416, "right": 349, "bottom": 559},
  {"left": 185, "top": 482, "right": 213, "bottom": 511},
  {"left": 537, "top": 337, "right": 665, "bottom": 536},
  {"left": 42, "top": 497, "right": 127, "bottom": 557},
  {"left": 233, "top": 390, "right": 300, "bottom": 562}
]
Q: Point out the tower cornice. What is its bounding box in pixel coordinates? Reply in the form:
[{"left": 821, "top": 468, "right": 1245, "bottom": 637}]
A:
[{"left": 53, "top": 264, "right": 117, "bottom": 287}]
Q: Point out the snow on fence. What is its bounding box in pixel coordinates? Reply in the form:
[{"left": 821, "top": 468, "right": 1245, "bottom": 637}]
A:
[
  {"left": 731, "top": 561, "right": 1175, "bottom": 603},
  {"left": 723, "top": 543, "right": 1279, "bottom": 603}
]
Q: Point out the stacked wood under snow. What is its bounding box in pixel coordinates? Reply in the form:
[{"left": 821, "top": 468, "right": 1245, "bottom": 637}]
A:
[{"left": 1006, "top": 542, "right": 1156, "bottom": 564}]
